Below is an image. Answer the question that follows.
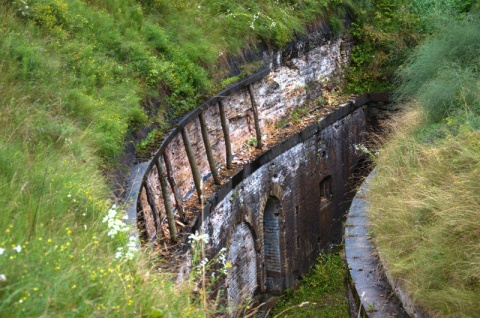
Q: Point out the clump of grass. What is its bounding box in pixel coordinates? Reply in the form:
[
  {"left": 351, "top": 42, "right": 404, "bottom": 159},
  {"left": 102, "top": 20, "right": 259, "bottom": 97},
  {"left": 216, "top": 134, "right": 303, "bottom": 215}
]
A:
[
  {"left": 344, "top": 0, "right": 477, "bottom": 94},
  {"left": 368, "top": 107, "right": 480, "bottom": 316},
  {"left": 271, "top": 250, "right": 349, "bottom": 317},
  {"left": 368, "top": 12, "right": 480, "bottom": 314},
  {"left": 397, "top": 14, "right": 480, "bottom": 122}
]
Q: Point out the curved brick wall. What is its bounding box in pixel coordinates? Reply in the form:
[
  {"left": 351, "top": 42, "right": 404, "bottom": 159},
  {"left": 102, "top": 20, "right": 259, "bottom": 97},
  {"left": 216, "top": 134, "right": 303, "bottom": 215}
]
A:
[
  {"left": 203, "top": 104, "right": 368, "bottom": 307},
  {"left": 226, "top": 222, "right": 257, "bottom": 309},
  {"left": 124, "top": 25, "right": 393, "bottom": 314}
]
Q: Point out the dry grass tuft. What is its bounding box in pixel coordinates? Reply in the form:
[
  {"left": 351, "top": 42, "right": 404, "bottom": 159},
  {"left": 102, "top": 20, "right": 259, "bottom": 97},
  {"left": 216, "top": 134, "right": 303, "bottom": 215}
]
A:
[{"left": 368, "top": 106, "right": 480, "bottom": 317}]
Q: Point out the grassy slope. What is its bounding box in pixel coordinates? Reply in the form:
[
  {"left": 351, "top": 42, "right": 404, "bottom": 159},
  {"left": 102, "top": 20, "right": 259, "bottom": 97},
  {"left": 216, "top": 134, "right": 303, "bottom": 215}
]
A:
[
  {"left": 0, "top": 0, "right": 356, "bottom": 316},
  {"left": 2, "top": 0, "right": 466, "bottom": 315},
  {"left": 368, "top": 12, "right": 480, "bottom": 316}
]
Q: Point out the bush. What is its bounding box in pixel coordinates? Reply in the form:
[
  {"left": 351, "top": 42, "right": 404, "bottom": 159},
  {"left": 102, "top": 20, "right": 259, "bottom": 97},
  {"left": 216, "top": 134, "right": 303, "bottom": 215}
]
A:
[{"left": 397, "top": 14, "right": 480, "bottom": 122}]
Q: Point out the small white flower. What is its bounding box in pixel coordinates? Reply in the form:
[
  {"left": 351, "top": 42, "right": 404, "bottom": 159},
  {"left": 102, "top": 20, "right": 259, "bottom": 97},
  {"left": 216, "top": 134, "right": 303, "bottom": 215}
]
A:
[
  {"left": 108, "top": 209, "right": 117, "bottom": 219},
  {"left": 14, "top": 245, "right": 22, "bottom": 253},
  {"left": 0, "top": 248, "right": 5, "bottom": 255},
  {"left": 67, "top": 194, "right": 71, "bottom": 198},
  {"left": 199, "top": 258, "right": 209, "bottom": 267},
  {"left": 0, "top": 274, "right": 6, "bottom": 282},
  {"left": 188, "top": 231, "right": 210, "bottom": 244}
]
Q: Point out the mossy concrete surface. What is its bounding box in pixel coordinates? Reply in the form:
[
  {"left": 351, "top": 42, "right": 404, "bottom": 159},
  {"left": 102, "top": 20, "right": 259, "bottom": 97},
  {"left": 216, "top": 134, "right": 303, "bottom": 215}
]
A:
[{"left": 345, "top": 171, "right": 408, "bottom": 318}]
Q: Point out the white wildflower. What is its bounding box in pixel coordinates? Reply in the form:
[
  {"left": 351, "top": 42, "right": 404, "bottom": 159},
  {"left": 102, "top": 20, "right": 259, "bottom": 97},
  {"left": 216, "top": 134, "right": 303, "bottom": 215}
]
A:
[
  {"left": 0, "top": 248, "right": 5, "bottom": 255},
  {"left": 0, "top": 274, "right": 6, "bottom": 282},
  {"left": 188, "top": 231, "right": 209, "bottom": 244},
  {"left": 103, "top": 205, "right": 128, "bottom": 237},
  {"left": 14, "top": 245, "right": 22, "bottom": 253},
  {"left": 199, "top": 258, "right": 209, "bottom": 267}
]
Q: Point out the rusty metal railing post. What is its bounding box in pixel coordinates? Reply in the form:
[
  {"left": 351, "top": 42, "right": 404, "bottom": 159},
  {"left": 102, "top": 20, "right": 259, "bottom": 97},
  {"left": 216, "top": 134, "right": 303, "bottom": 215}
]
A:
[
  {"left": 218, "top": 100, "right": 233, "bottom": 169},
  {"left": 181, "top": 127, "right": 203, "bottom": 203},
  {"left": 247, "top": 84, "right": 262, "bottom": 149},
  {"left": 162, "top": 152, "right": 185, "bottom": 221},
  {"left": 155, "top": 158, "right": 178, "bottom": 242},
  {"left": 143, "top": 182, "right": 162, "bottom": 241},
  {"left": 199, "top": 112, "right": 221, "bottom": 185}
]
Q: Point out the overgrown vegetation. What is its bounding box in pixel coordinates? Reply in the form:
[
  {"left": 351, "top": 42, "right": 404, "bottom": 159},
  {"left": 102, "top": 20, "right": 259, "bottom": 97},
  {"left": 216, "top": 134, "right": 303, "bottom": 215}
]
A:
[
  {"left": 271, "top": 250, "right": 349, "bottom": 317},
  {"left": 4, "top": 0, "right": 476, "bottom": 315},
  {"left": 0, "top": 0, "right": 361, "bottom": 316},
  {"left": 344, "top": 0, "right": 478, "bottom": 94},
  {"left": 368, "top": 9, "right": 480, "bottom": 316}
]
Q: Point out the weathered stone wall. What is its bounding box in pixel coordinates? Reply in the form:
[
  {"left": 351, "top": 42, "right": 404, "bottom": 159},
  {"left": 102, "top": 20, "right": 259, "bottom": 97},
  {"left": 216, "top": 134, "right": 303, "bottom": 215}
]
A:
[
  {"left": 127, "top": 93, "right": 391, "bottom": 312},
  {"left": 202, "top": 107, "right": 367, "bottom": 306},
  {"left": 160, "top": 36, "right": 350, "bottom": 202},
  {"left": 226, "top": 222, "right": 257, "bottom": 309}
]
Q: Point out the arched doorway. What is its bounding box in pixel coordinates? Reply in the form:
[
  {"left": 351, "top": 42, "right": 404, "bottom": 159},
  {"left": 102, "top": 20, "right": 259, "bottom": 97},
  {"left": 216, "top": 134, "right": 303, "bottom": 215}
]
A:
[
  {"left": 263, "top": 197, "right": 283, "bottom": 294},
  {"left": 226, "top": 222, "right": 257, "bottom": 309}
]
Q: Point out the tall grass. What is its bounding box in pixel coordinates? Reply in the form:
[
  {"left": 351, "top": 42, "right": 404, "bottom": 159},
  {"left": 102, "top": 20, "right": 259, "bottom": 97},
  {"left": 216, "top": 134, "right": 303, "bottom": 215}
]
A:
[
  {"left": 0, "top": 0, "right": 358, "bottom": 316},
  {"left": 368, "top": 11, "right": 480, "bottom": 316},
  {"left": 271, "top": 250, "right": 349, "bottom": 317},
  {"left": 369, "top": 108, "right": 480, "bottom": 316},
  {"left": 344, "top": 0, "right": 477, "bottom": 94},
  {"left": 397, "top": 14, "right": 480, "bottom": 122}
]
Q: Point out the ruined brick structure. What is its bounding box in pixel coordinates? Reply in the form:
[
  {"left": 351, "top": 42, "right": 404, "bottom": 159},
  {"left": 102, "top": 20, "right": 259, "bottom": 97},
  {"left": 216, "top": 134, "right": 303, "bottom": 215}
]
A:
[
  {"left": 124, "top": 25, "right": 390, "bottom": 313},
  {"left": 201, "top": 105, "right": 367, "bottom": 308}
]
